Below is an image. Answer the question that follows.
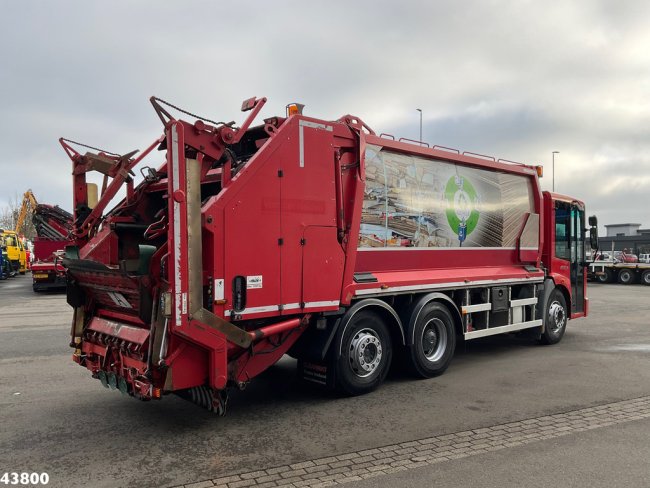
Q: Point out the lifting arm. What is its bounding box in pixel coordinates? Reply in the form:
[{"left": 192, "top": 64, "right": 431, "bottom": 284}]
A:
[{"left": 15, "top": 190, "right": 38, "bottom": 235}]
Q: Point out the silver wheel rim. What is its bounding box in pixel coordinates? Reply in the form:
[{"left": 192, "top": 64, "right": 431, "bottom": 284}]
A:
[
  {"left": 621, "top": 271, "right": 632, "bottom": 283},
  {"left": 548, "top": 300, "right": 566, "bottom": 334},
  {"left": 348, "top": 328, "right": 383, "bottom": 378},
  {"left": 421, "top": 318, "right": 447, "bottom": 362},
  {"left": 644, "top": 273, "right": 650, "bottom": 285}
]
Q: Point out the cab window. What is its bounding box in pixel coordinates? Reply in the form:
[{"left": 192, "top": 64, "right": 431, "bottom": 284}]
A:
[{"left": 555, "top": 203, "right": 571, "bottom": 260}]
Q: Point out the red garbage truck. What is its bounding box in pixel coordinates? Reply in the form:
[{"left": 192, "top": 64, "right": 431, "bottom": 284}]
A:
[{"left": 59, "top": 97, "right": 598, "bottom": 413}]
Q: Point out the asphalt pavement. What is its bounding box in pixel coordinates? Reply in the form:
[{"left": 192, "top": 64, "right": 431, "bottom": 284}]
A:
[{"left": 1, "top": 274, "right": 650, "bottom": 488}]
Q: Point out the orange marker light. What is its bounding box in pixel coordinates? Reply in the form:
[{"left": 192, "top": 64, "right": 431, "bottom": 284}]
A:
[
  {"left": 536, "top": 165, "right": 544, "bottom": 177},
  {"left": 286, "top": 103, "right": 305, "bottom": 117}
]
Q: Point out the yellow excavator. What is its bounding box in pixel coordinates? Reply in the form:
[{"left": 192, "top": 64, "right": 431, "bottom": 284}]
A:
[
  {"left": 1, "top": 190, "right": 37, "bottom": 275},
  {"left": 15, "top": 189, "right": 38, "bottom": 237}
]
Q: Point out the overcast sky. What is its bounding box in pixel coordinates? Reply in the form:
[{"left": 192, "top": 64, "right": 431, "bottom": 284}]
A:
[{"left": 1, "top": 0, "right": 649, "bottom": 233}]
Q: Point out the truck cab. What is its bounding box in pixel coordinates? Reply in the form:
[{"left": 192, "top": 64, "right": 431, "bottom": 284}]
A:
[
  {"left": 542, "top": 192, "right": 595, "bottom": 319},
  {"left": 0, "top": 230, "right": 26, "bottom": 275}
]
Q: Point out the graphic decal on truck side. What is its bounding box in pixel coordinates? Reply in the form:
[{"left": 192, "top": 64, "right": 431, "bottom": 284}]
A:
[
  {"left": 359, "top": 145, "right": 536, "bottom": 249},
  {"left": 445, "top": 174, "right": 480, "bottom": 245}
]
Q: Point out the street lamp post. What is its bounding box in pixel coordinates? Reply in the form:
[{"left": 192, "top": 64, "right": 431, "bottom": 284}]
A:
[
  {"left": 416, "top": 108, "right": 422, "bottom": 145},
  {"left": 552, "top": 151, "right": 559, "bottom": 192}
]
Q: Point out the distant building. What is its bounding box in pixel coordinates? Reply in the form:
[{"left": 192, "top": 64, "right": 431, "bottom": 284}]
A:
[
  {"left": 605, "top": 223, "right": 641, "bottom": 237},
  {"left": 599, "top": 223, "right": 650, "bottom": 255}
]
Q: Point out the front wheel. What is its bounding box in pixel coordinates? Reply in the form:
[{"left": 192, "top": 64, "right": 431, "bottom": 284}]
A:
[
  {"left": 596, "top": 269, "right": 612, "bottom": 283},
  {"left": 334, "top": 310, "right": 392, "bottom": 396},
  {"left": 540, "top": 289, "right": 567, "bottom": 345},
  {"left": 405, "top": 302, "right": 456, "bottom": 378}
]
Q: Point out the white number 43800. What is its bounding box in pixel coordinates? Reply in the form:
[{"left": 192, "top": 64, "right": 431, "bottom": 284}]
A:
[{"left": 0, "top": 473, "right": 49, "bottom": 485}]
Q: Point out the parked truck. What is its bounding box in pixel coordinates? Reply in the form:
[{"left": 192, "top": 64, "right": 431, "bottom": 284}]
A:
[
  {"left": 588, "top": 255, "right": 650, "bottom": 286},
  {"left": 59, "top": 97, "right": 597, "bottom": 414},
  {"left": 0, "top": 242, "right": 9, "bottom": 280},
  {"left": 30, "top": 204, "right": 73, "bottom": 291},
  {"left": 0, "top": 230, "right": 26, "bottom": 275}
]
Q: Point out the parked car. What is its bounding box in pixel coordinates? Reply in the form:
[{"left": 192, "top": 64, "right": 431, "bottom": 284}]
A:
[{"left": 639, "top": 253, "right": 650, "bottom": 264}]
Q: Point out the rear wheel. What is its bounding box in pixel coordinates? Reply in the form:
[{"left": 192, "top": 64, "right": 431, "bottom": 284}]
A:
[
  {"left": 405, "top": 302, "right": 456, "bottom": 378},
  {"left": 540, "top": 289, "right": 567, "bottom": 345},
  {"left": 334, "top": 310, "right": 392, "bottom": 396},
  {"left": 641, "top": 270, "right": 650, "bottom": 286},
  {"left": 618, "top": 269, "right": 635, "bottom": 285}
]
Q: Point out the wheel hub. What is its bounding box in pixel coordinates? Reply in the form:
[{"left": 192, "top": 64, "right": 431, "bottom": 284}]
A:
[
  {"left": 349, "top": 329, "right": 382, "bottom": 378},
  {"left": 548, "top": 301, "right": 566, "bottom": 333},
  {"left": 421, "top": 318, "right": 447, "bottom": 362}
]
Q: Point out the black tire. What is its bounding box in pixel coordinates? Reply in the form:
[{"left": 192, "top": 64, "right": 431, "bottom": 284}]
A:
[
  {"left": 596, "top": 269, "right": 612, "bottom": 283},
  {"left": 334, "top": 310, "right": 392, "bottom": 396},
  {"left": 617, "top": 269, "right": 635, "bottom": 285},
  {"left": 641, "top": 270, "right": 650, "bottom": 286},
  {"left": 405, "top": 302, "right": 456, "bottom": 378},
  {"left": 540, "top": 289, "right": 567, "bottom": 345}
]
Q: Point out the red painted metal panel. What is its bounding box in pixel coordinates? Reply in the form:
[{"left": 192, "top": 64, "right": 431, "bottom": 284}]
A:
[
  {"left": 280, "top": 117, "right": 338, "bottom": 309},
  {"left": 356, "top": 248, "right": 522, "bottom": 273},
  {"left": 87, "top": 317, "right": 149, "bottom": 346},
  {"left": 302, "top": 226, "right": 344, "bottom": 306},
  {"left": 165, "top": 341, "right": 209, "bottom": 390},
  {"left": 345, "top": 265, "right": 544, "bottom": 300},
  {"left": 32, "top": 238, "right": 68, "bottom": 262},
  {"left": 223, "top": 144, "right": 281, "bottom": 316},
  {"left": 78, "top": 224, "right": 118, "bottom": 264}
]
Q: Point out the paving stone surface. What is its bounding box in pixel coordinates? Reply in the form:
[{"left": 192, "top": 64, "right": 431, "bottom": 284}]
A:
[{"left": 173, "top": 395, "right": 650, "bottom": 488}]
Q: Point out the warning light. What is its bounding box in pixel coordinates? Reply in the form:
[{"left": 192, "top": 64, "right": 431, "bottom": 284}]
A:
[
  {"left": 152, "top": 387, "right": 162, "bottom": 399},
  {"left": 286, "top": 103, "right": 305, "bottom": 117},
  {"left": 536, "top": 165, "right": 544, "bottom": 177}
]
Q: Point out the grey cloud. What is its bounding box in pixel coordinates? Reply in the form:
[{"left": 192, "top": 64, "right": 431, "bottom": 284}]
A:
[{"left": 1, "top": 0, "right": 649, "bottom": 233}]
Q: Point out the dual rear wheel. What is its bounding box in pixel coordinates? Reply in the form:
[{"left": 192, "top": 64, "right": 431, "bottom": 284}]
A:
[
  {"left": 618, "top": 269, "right": 636, "bottom": 285},
  {"left": 332, "top": 289, "right": 569, "bottom": 394},
  {"left": 333, "top": 303, "right": 457, "bottom": 395}
]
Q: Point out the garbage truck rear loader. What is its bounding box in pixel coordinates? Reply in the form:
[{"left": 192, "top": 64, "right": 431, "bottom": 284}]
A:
[{"left": 60, "top": 97, "right": 596, "bottom": 413}]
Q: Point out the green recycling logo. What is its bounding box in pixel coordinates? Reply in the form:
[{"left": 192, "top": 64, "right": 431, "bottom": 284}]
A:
[{"left": 445, "top": 174, "right": 480, "bottom": 236}]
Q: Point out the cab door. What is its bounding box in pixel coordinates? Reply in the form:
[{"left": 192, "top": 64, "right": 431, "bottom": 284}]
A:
[
  {"left": 570, "top": 205, "right": 586, "bottom": 314},
  {"left": 554, "top": 202, "right": 586, "bottom": 315}
]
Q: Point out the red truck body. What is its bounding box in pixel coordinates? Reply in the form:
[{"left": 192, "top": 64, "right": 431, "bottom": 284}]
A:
[
  {"left": 59, "top": 97, "right": 593, "bottom": 413},
  {"left": 31, "top": 204, "right": 73, "bottom": 292}
]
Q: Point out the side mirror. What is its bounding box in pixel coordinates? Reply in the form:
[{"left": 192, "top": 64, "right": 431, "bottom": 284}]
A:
[{"left": 588, "top": 215, "right": 599, "bottom": 251}]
